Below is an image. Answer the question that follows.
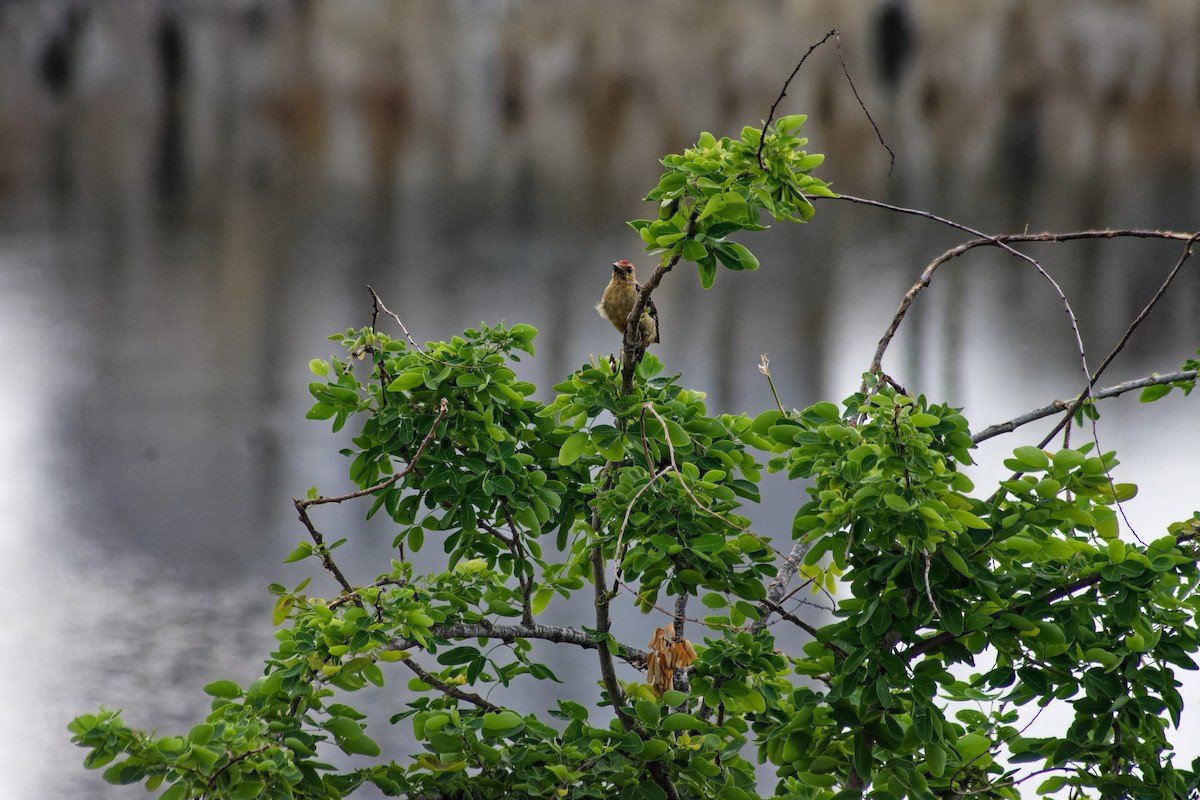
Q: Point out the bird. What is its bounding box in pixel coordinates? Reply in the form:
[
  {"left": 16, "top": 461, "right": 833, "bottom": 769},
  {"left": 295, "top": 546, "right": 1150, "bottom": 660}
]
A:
[{"left": 596, "top": 260, "right": 660, "bottom": 349}]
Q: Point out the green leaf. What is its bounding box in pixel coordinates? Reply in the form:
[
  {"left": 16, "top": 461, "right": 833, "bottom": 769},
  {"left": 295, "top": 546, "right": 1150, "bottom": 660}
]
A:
[
  {"left": 634, "top": 699, "right": 661, "bottom": 725},
  {"left": 481, "top": 710, "right": 524, "bottom": 737},
  {"left": 682, "top": 239, "right": 708, "bottom": 263},
  {"left": 558, "top": 432, "right": 588, "bottom": 466},
  {"left": 283, "top": 543, "right": 312, "bottom": 563},
  {"left": 1052, "top": 449, "right": 1086, "bottom": 470},
  {"left": 775, "top": 114, "right": 807, "bottom": 133},
  {"left": 955, "top": 733, "right": 992, "bottom": 765},
  {"left": 230, "top": 780, "right": 266, "bottom": 800},
  {"left": 662, "top": 712, "right": 700, "bottom": 731},
  {"left": 942, "top": 547, "right": 973, "bottom": 577},
  {"left": 272, "top": 594, "right": 292, "bottom": 623},
  {"left": 340, "top": 735, "right": 381, "bottom": 757},
  {"left": 725, "top": 242, "right": 759, "bottom": 270},
  {"left": 1139, "top": 383, "right": 1172, "bottom": 402},
  {"left": 532, "top": 587, "right": 554, "bottom": 615},
  {"left": 203, "top": 680, "right": 241, "bottom": 699},
  {"left": 1012, "top": 446, "right": 1050, "bottom": 471},
  {"left": 160, "top": 785, "right": 188, "bottom": 800},
  {"left": 187, "top": 723, "right": 214, "bottom": 746},
  {"left": 1094, "top": 507, "right": 1118, "bottom": 540},
  {"left": 637, "top": 739, "right": 670, "bottom": 761},
  {"left": 387, "top": 368, "right": 426, "bottom": 393},
  {"left": 697, "top": 257, "right": 717, "bottom": 289},
  {"left": 664, "top": 419, "right": 690, "bottom": 448},
  {"left": 1037, "top": 776, "right": 1067, "bottom": 795}
]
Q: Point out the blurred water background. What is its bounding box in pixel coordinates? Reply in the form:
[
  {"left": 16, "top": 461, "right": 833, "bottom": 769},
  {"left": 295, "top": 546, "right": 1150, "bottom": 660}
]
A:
[{"left": 1, "top": 1, "right": 1198, "bottom": 797}]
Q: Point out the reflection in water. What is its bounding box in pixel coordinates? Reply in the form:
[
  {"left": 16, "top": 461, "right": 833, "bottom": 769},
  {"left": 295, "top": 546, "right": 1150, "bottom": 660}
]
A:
[{"left": 1, "top": 3, "right": 1199, "bottom": 797}]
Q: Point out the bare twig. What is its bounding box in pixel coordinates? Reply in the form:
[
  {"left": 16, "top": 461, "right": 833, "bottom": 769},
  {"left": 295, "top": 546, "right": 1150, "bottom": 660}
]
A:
[
  {"left": 832, "top": 31, "right": 894, "bottom": 175},
  {"left": 837, "top": 199, "right": 1106, "bottom": 397},
  {"left": 400, "top": 657, "right": 501, "bottom": 712},
  {"left": 385, "top": 621, "right": 650, "bottom": 667},
  {"left": 923, "top": 552, "right": 940, "bottom": 617},
  {"left": 368, "top": 284, "right": 421, "bottom": 350},
  {"left": 1033, "top": 231, "right": 1200, "bottom": 450},
  {"left": 758, "top": 354, "right": 786, "bottom": 415},
  {"left": 837, "top": 217, "right": 1195, "bottom": 386},
  {"left": 973, "top": 369, "right": 1199, "bottom": 444},
  {"left": 756, "top": 29, "right": 837, "bottom": 171}
]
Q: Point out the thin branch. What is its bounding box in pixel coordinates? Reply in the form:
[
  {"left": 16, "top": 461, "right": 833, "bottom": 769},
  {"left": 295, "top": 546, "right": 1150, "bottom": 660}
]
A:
[
  {"left": 202, "top": 745, "right": 272, "bottom": 799},
  {"left": 613, "top": 403, "right": 784, "bottom": 591},
  {"left": 503, "top": 509, "right": 536, "bottom": 627},
  {"left": 297, "top": 397, "right": 449, "bottom": 510},
  {"left": 842, "top": 220, "right": 1196, "bottom": 385},
  {"left": 1034, "top": 231, "right": 1200, "bottom": 450},
  {"left": 832, "top": 31, "right": 894, "bottom": 176},
  {"left": 922, "top": 552, "right": 940, "bottom": 617},
  {"left": 750, "top": 540, "right": 815, "bottom": 635},
  {"left": 837, "top": 202, "right": 1110, "bottom": 395},
  {"left": 592, "top": 542, "right": 632, "bottom": 714},
  {"left": 755, "top": 29, "right": 837, "bottom": 171},
  {"left": 762, "top": 599, "right": 847, "bottom": 661},
  {"left": 293, "top": 397, "right": 448, "bottom": 596},
  {"left": 328, "top": 577, "right": 406, "bottom": 610},
  {"left": 759, "top": 354, "right": 786, "bottom": 415},
  {"left": 368, "top": 284, "right": 421, "bottom": 350},
  {"left": 292, "top": 505, "right": 356, "bottom": 595},
  {"left": 386, "top": 621, "right": 650, "bottom": 667},
  {"left": 973, "top": 369, "right": 1199, "bottom": 444},
  {"left": 400, "top": 657, "right": 501, "bottom": 711}
]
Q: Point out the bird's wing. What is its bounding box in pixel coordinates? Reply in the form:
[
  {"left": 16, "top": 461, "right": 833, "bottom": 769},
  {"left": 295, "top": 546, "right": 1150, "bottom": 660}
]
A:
[{"left": 646, "top": 294, "right": 660, "bottom": 343}]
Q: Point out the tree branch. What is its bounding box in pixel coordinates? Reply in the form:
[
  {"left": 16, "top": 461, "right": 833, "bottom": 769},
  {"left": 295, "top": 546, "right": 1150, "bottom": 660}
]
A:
[
  {"left": 755, "top": 29, "right": 837, "bottom": 171},
  {"left": 297, "top": 397, "right": 449, "bottom": 511},
  {"left": 973, "top": 369, "right": 1199, "bottom": 444},
  {"left": 750, "top": 540, "right": 815, "bottom": 634},
  {"left": 399, "top": 657, "right": 501, "bottom": 712},
  {"left": 293, "top": 397, "right": 448, "bottom": 596},
  {"left": 827, "top": 195, "right": 1193, "bottom": 394},
  {"left": 1033, "top": 230, "right": 1200, "bottom": 450},
  {"left": 384, "top": 621, "right": 649, "bottom": 668}
]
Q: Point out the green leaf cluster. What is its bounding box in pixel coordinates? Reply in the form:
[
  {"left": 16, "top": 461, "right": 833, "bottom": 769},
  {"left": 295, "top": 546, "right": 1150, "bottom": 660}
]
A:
[{"left": 630, "top": 117, "right": 834, "bottom": 289}]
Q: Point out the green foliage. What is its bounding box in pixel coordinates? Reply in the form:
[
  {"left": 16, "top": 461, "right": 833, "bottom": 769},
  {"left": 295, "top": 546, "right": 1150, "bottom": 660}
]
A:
[
  {"left": 69, "top": 124, "right": 1200, "bottom": 800},
  {"left": 630, "top": 117, "right": 833, "bottom": 288},
  {"left": 1140, "top": 350, "right": 1199, "bottom": 403}
]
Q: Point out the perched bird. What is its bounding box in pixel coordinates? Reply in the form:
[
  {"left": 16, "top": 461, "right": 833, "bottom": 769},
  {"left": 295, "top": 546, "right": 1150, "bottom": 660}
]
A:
[{"left": 596, "top": 260, "right": 660, "bottom": 348}]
